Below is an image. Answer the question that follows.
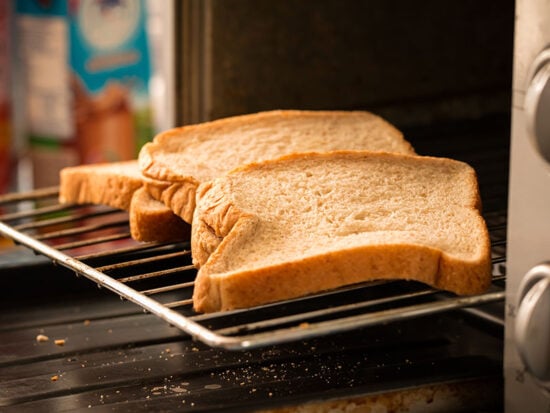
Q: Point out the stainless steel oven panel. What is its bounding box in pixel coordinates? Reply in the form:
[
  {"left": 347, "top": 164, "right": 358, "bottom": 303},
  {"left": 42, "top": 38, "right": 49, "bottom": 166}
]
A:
[{"left": 506, "top": 0, "right": 550, "bottom": 411}]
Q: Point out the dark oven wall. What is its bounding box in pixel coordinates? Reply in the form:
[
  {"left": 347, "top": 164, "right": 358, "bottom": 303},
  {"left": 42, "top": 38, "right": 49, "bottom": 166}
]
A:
[
  {"left": 177, "top": 0, "right": 514, "bottom": 209},
  {"left": 178, "top": 0, "right": 514, "bottom": 128}
]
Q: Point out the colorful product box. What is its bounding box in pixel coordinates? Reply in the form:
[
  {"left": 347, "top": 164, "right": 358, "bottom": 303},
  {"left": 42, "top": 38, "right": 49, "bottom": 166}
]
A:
[
  {"left": 0, "top": 1, "right": 11, "bottom": 195},
  {"left": 16, "top": 0, "right": 153, "bottom": 188}
]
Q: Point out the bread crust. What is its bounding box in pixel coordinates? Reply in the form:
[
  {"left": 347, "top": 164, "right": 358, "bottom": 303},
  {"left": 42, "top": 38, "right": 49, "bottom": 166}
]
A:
[
  {"left": 192, "top": 151, "right": 492, "bottom": 313},
  {"left": 130, "top": 187, "right": 191, "bottom": 242},
  {"left": 139, "top": 110, "right": 414, "bottom": 181},
  {"left": 194, "top": 244, "right": 491, "bottom": 313},
  {"left": 138, "top": 110, "right": 415, "bottom": 224},
  {"left": 143, "top": 177, "right": 199, "bottom": 224},
  {"left": 59, "top": 161, "right": 190, "bottom": 243},
  {"left": 59, "top": 160, "right": 142, "bottom": 210}
]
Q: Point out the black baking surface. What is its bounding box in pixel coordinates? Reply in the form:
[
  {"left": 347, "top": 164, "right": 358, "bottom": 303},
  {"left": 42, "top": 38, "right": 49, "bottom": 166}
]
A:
[{"left": 0, "top": 265, "right": 503, "bottom": 412}]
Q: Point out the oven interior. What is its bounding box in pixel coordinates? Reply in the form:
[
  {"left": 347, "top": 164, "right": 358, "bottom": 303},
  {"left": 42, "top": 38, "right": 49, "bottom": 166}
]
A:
[
  {"left": 0, "top": 114, "right": 509, "bottom": 412},
  {"left": 0, "top": 1, "right": 514, "bottom": 411}
]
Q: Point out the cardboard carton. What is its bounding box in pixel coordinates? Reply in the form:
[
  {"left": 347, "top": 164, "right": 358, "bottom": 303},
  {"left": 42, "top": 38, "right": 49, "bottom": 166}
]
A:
[{"left": 16, "top": 0, "right": 153, "bottom": 188}]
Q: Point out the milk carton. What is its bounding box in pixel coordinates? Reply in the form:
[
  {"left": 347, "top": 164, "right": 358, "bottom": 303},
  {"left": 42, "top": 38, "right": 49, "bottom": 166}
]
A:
[{"left": 16, "top": 0, "right": 153, "bottom": 188}]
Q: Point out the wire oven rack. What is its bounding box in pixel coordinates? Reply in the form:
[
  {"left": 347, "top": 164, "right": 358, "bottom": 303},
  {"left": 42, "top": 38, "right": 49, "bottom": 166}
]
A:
[{"left": 0, "top": 187, "right": 506, "bottom": 350}]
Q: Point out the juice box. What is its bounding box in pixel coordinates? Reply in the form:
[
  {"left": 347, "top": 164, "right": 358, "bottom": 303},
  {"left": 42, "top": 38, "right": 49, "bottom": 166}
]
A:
[{"left": 15, "top": 0, "right": 153, "bottom": 188}]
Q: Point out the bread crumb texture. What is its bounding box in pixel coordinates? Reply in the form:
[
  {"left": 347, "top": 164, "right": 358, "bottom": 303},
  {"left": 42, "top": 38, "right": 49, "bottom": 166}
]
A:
[
  {"left": 141, "top": 110, "right": 414, "bottom": 184},
  {"left": 192, "top": 151, "right": 491, "bottom": 312},
  {"left": 139, "top": 110, "right": 414, "bottom": 223},
  {"left": 59, "top": 160, "right": 142, "bottom": 210}
]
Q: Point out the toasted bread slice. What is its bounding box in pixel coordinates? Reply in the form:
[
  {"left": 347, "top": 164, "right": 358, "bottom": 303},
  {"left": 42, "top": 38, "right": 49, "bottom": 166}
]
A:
[
  {"left": 192, "top": 151, "right": 491, "bottom": 313},
  {"left": 130, "top": 187, "right": 190, "bottom": 242},
  {"left": 59, "top": 161, "right": 142, "bottom": 210},
  {"left": 139, "top": 110, "right": 415, "bottom": 223},
  {"left": 59, "top": 161, "right": 189, "bottom": 243}
]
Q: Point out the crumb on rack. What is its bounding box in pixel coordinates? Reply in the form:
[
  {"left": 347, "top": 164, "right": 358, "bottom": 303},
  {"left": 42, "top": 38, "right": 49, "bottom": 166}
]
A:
[
  {"left": 54, "top": 339, "right": 66, "bottom": 346},
  {"left": 36, "top": 334, "right": 49, "bottom": 343},
  {"left": 51, "top": 375, "right": 59, "bottom": 382}
]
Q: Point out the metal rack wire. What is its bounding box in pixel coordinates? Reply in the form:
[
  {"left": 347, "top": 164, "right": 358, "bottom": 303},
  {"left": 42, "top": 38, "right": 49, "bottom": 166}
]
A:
[{"left": 0, "top": 187, "right": 506, "bottom": 350}]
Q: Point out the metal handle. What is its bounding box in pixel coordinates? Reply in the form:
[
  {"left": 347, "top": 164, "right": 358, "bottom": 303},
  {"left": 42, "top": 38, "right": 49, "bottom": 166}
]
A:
[
  {"left": 525, "top": 52, "right": 550, "bottom": 164},
  {"left": 515, "top": 263, "right": 550, "bottom": 382}
]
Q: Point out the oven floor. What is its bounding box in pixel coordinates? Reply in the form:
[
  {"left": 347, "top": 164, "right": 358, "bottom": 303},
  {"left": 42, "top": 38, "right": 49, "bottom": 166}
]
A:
[{"left": 0, "top": 262, "right": 503, "bottom": 413}]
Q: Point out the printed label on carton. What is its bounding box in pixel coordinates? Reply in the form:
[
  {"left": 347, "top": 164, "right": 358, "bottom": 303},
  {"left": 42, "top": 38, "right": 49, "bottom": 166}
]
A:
[{"left": 16, "top": 0, "right": 153, "bottom": 187}]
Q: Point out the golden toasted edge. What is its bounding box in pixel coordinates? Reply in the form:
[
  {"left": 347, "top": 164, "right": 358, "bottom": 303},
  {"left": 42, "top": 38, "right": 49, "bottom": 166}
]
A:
[
  {"left": 59, "top": 161, "right": 142, "bottom": 211},
  {"left": 192, "top": 151, "right": 491, "bottom": 313},
  {"left": 129, "top": 187, "right": 191, "bottom": 242},
  {"left": 142, "top": 177, "right": 199, "bottom": 224},
  {"left": 138, "top": 109, "right": 415, "bottom": 182}
]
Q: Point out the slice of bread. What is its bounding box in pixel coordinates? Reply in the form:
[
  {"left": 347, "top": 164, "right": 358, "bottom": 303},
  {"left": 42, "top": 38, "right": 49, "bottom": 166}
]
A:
[
  {"left": 191, "top": 151, "right": 491, "bottom": 313},
  {"left": 138, "top": 110, "right": 415, "bottom": 223},
  {"left": 59, "top": 161, "right": 189, "bottom": 243},
  {"left": 130, "top": 187, "right": 190, "bottom": 242},
  {"left": 59, "top": 160, "right": 142, "bottom": 210}
]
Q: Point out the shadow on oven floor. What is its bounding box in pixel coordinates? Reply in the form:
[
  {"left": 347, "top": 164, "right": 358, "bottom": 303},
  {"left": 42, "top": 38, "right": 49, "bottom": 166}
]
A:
[{"left": 0, "top": 261, "right": 503, "bottom": 413}]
